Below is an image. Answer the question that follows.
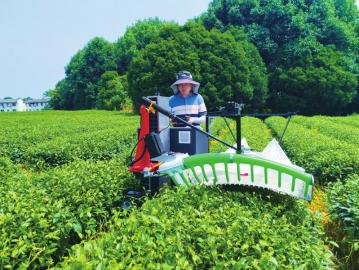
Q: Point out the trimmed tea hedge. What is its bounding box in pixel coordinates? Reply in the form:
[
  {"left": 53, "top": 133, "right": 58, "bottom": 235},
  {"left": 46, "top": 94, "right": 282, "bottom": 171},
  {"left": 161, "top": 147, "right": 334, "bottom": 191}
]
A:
[
  {"left": 23, "top": 127, "right": 135, "bottom": 169},
  {"left": 210, "top": 116, "right": 272, "bottom": 152},
  {"left": 0, "top": 156, "right": 15, "bottom": 171},
  {"left": 266, "top": 117, "right": 359, "bottom": 183},
  {"left": 329, "top": 114, "right": 359, "bottom": 129},
  {"left": 293, "top": 116, "right": 359, "bottom": 146},
  {"left": 57, "top": 187, "right": 333, "bottom": 269},
  {"left": 3, "top": 110, "right": 358, "bottom": 269},
  {"left": 327, "top": 175, "right": 359, "bottom": 266},
  {"left": 0, "top": 158, "right": 137, "bottom": 269},
  {"left": 0, "top": 110, "right": 138, "bottom": 164}
]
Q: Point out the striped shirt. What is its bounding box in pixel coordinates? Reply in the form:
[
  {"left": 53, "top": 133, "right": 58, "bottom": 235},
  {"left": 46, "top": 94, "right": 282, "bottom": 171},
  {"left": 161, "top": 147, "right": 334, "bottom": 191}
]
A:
[{"left": 169, "top": 93, "right": 207, "bottom": 126}]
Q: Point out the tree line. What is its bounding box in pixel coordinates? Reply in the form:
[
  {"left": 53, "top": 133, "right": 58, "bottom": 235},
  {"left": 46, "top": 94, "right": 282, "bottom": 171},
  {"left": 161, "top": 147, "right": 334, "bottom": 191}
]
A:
[{"left": 46, "top": 0, "right": 359, "bottom": 115}]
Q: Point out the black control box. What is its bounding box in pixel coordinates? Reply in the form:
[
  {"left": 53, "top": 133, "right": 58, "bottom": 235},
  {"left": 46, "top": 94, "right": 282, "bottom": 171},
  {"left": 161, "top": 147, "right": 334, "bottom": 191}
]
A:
[
  {"left": 220, "top": 101, "right": 243, "bottom": 117},
  {"left": 170, "top": 128, "right": 208, "bottom": 155}
]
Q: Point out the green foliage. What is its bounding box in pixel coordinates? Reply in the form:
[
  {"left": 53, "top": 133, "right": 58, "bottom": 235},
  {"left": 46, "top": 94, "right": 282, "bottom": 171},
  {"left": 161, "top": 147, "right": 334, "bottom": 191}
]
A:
[
  {"left": 328, "top": 175, "right": 359, "bottom": 241},
  {"left": 270, "top": 47, "right": 357, "bottom": 114},
  {"left": 49, "top": 37, "right": 118, "bottom": 110},
  {"left": 128, "top": 22, "right": 268, "bottom": 111},
  {"left": 46, "top": 1, "right": 359, "bottom": 114},
  {"left": 58, "top": 187, "right": 333, "bottom": 269},
  {"left": 329, "top": 114, "right": 359, "bottom": 128},
  {"left": 115, "top": 18, "right": 179, "bottom": 74},
  {"left": 0, "top": 158, "right": 137, "bottom": 269},
  {"left": 210, "top": 116, "right": 272, "bottom": 152},
  {"left": 0, "top": 111, "right": 142, "bottom": 269},
  {"left": 6, "top": 111, "right": 359, "bottom": 269},
  {"left": 200, "top": 0, "right": 359, "bottom": 114},
  {"left": 265, "top": 116, "right": 359, "bottom": 183},
  {"left": 293, "top": 115, "right": 359, "bottom": 146},
  {"left": 0, "top": 157, "right": 9, "bottom": 168},
  {"left": 96, "top": 71, "right": 127, "bottom": 110},
  {"left": 23, "top": 127, "right": 134, "bottom": 169},
  {"left": 0, "top": 111, "right": 138, "bottom": 166},
  {"left": 327, "top": 175, "right": 359, "bottom": 267},
  {"left": 202, "top": 0, "right": 359, "bottom": 60},
  {"left": 127, "top": 23, "right": 200, "bottom": 110}
]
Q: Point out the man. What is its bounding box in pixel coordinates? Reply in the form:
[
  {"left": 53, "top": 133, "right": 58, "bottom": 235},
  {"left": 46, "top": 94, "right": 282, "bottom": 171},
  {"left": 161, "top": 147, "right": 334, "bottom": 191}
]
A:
[{"left": 169, "top": 71, "right": 207, "bottom": 127}]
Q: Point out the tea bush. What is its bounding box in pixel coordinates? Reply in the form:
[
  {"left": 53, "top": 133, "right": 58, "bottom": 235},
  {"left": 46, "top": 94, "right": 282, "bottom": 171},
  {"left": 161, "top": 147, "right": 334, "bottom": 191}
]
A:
[
  {"left": 58, "top": 187, "right": 333, "bottom": 269},
  {"left": 329, "top": 114, "right": 359, "bottom": 129},
  {"left": 0, "top": 111, "right": 138, "bottom": 164},
  {"left": 210, "top": 116, "right": 272, "bottom": 152},
  {"left": 293, "top": 116, "right": 359, "bottom": 146},
  {"left": 0, "top": 156, "right": 14, "bottom": 170},
  {"left": 3, "top": 110, "right": 358, "bottom": 269},
  {"left": 23, "top": 127, "right": 135, "bottom": 169},
  {"left": 266, "top": 117, "right": 359, "bottom": 183},
  {"left": 327, "top": 175, "right": 359, "bottom": 266},
  {"left": 0, "top": 158, "right": 137, "bottom": 269}
]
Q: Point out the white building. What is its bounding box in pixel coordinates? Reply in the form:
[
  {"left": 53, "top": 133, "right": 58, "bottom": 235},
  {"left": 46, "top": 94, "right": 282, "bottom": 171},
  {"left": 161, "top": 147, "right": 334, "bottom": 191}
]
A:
[
  {"left": 25, "top": 98, "right": 50, "bottom": 111},
  {"left": 17, "top": 99, "right": 27, "bottom": 112},
  {"left": 0, "top": 99, "right": 17, "bottom": 112},
  {"left": 0, "top": 98, "right": 50, "bottom": 112}
]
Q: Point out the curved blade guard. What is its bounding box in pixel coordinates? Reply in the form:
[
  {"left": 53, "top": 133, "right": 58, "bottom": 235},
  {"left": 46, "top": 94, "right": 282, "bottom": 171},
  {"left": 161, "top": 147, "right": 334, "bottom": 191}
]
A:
[{"left": 159, "top": 153, "right": 314, "bottom": 201}]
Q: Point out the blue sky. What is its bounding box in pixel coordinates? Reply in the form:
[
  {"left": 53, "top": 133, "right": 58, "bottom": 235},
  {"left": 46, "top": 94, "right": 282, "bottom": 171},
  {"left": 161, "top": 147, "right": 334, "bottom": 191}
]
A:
[
  {"left": 1, "top": 0, "right": 358, "bottom": 99},
  {"left": 0, "top": 0, "right": 211, "bottom": 98}
]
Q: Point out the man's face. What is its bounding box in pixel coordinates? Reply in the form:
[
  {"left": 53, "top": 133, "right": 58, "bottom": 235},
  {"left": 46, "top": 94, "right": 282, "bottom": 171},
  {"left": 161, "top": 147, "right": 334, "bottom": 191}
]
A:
[{"left": 178, "top": 83, "right": 192, "bottom": 97}]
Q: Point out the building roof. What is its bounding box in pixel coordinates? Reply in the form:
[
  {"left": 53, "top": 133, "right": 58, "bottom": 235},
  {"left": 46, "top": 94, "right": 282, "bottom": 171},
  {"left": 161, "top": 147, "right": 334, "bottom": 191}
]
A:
[
  {"left": 0, "top": 98, "right": 50, "bottom": 105},
  {"left": 25, "top": 98, "right": 50, "bottom": 104},
  {"left": 0, "top": 99, "right": 18, "bottom": 104}
]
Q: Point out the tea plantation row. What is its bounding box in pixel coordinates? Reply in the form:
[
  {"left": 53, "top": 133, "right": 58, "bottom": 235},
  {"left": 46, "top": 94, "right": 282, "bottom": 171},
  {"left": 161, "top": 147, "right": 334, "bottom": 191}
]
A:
[
  {"left": 266, "top": 115, "right": 359, "bottom": 268},
  {"left": 55, "top": 116, "right": 333, "bottom": 269},
  {"left": 0, "top": 156, "right": 138, "bottom": 269},
  {"left": 2, "top": 111, "right": 357, "bottom": 269},
  {"left": 0, "top": 111, "right": 139, "bottom": 269},
  {"left": 56, "top": 187, "right": 332, "bottom": 269},
  {"left": 0, "top": 111, "right": 138, "bottom": 168},
  {"left": 292, "top": 116, "right": 359, "bottom": 146},
  {"left": 266, "top": 117, "right": 359, "bottom": 183},
  {"left": 209, "top": 116, "right": 272, "bottom": 152}
]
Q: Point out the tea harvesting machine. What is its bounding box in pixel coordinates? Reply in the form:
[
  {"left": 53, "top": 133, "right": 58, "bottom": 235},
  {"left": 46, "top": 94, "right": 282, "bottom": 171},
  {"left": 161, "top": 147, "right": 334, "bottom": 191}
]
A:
[{"left": 124, "top": 95, "right": 314, "bottom": 207}]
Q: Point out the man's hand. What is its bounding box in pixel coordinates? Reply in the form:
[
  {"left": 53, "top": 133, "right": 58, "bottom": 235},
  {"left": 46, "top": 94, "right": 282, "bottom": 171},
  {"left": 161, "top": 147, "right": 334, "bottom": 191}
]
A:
[{"left": 186, "top": 116, "right": 194, "bottom": 124}]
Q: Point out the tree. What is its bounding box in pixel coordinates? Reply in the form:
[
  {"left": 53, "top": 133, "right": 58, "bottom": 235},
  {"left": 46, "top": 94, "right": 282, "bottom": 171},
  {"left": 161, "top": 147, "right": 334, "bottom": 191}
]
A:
[
  {"left": 200, "top": 0, "right": 359, "bottom": 113},
  {"left": 201, "top": 0, "right": 359, "bottom": 58},
  {"left": 128, "top": 22, "right": 268, "bottom": 112},
  {"left": 45, "top": 79, "right": 73, "bottom": 109},
  {"left": 270, "top": 47, "right": 357, "bottom": 114},
  {"left": 115, "top": 18, "right": 179, "bottom": 74},
  {"left": 48, "top": 37, "right": 118, "bottom": 110},
  {"left": 65, "top": 37, "right": 117, "bottom": 109},
  {"left": 96, "top": 71, "right": 126, "bottom": 110}
]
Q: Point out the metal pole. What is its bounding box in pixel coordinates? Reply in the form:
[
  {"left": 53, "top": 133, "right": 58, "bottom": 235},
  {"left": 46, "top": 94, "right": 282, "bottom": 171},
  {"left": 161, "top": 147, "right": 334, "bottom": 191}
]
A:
[
  {"left": 205, "top": 115, "right": 210, "bottom": 152},
  {"left": 279, "top": 115, "right": 292, "bottom": 144},
  {"left": 223, "top": 117, "right": 236, "bottom": 143},
  {"left": 236, "top": 116, "right": 241, "bottom": 154}
]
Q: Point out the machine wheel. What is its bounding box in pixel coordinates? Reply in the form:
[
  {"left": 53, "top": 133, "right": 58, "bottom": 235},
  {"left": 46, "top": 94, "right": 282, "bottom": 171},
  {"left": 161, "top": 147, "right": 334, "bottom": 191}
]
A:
[
  {"left": 119, "top": 197, "right": 135, "bottom": 210},
  {"left": 119, "top": 189, "right": 147, "bottom": 210}
]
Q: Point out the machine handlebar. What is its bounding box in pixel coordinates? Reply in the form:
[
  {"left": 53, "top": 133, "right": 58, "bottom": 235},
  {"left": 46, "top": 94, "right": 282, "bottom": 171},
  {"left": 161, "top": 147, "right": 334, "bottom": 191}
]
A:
[{"left": 141, "top": 96, "right": 238, "bottom": 151}]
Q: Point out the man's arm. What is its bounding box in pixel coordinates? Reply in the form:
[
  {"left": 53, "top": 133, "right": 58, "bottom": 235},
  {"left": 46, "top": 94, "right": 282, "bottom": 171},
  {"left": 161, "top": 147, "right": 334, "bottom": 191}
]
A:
[
  {"left": 188, "top": 114, "right": 206, "bottom": 124},
  {"left": 187, "top": 95, "right": 207, "bottom": 124}
]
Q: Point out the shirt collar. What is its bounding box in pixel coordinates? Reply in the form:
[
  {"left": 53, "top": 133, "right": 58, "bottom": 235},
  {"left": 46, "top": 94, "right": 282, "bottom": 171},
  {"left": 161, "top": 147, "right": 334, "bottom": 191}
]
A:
[{"left": 177, "top": 92, "right": 195, "bottom": 98}]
